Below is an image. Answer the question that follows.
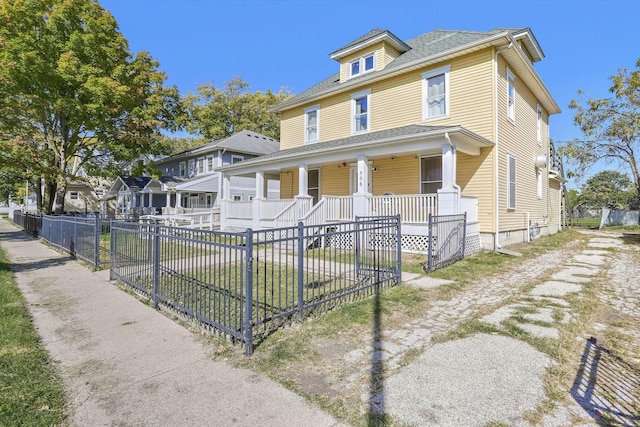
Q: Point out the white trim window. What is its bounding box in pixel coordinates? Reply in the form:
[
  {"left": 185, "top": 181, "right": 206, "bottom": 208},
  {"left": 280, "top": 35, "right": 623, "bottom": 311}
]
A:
[
  {"left": 351, "top": 90, "right": 371, "bottom": 134},
  {"left": 419, "top": 156, "right": 443, "bottom": 194},
  {"left": 349, "top": 52, "right": 375, "bottom": 78},
  {"left": 304, "top": 105, "right": 319, "bottom": 144},
  {"left": 536, "top": 168, "right": 543, "bottom": 199},
  {"left": 69, "top": 191, "right": 79, "bottom": 200},
  {"left": 207, "top": 156, "right": 214, "bottom": 172},
  {"left": 188, "top": 159, "right": 195, "bottom": 177},
  {"left": 179, "top": 162, "right": 186, "bottom": 177},
  {"left": 507, "top": 68, "right": 515, "bottom": 122},
  {"left": 197, "top": 158, "right": 204, "bottom": 174},
  {"left": 232, "top": 194, "right": 242, "bottom": 201},
  {"left": 94, "top": 189, "right": 104, "bottom": 197},
  {"left": 536, "top": 104, "right": 542, "bottom": 144},
  {"left": 231, "top": 155, "right": 244, "bottom": 164},
  {"left": 422, "top": 65, "right": 450, "bottom": 120},
  {"left": 507, "top": 154, "right": 516, "bottom": 209}
]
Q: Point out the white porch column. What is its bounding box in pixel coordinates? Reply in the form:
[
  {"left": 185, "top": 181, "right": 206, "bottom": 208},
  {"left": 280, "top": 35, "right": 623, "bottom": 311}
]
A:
[
  {"left": 220, "top": 173, "right": 232, "bottom": 231},
  {"left": 353, "top": 155, "right": 371, "bottom": 218},
  {"left": 295, "top": 164, "right": 312, "bottom": 221},
  {"left": 437, "top": 143, "right": 459, "bottom": 215},
  {"left": 253, "top": 171, "right": 265, "bottom": 229},
  {"left": 176, "top": 192, "right": 182, "bottom": 209},
  {"left": 165, "top": 191, "right": 171, "bottom": 209}
]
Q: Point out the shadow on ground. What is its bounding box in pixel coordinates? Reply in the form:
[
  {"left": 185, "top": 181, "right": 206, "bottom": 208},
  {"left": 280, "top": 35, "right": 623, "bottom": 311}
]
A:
[
  {"left": 621, "top": 233, "right": 640, "bottom": 246},
  {"left": 571, "top": 338, "right": 640, "bottom": 426}
]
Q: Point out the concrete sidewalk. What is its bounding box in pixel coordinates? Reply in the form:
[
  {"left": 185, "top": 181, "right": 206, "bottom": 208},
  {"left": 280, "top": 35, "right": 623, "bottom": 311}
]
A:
[{"left": 0, "top": 219, "right": 341, "bottom": 426}]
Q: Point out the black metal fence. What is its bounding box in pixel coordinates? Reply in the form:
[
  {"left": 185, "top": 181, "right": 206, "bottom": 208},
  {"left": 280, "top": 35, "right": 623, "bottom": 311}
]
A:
[
  {"left": 110, "top": 215, "right": 402, "bottom": 355},
  {"left": 425, "top": 213, "right": 467, "bottom": 273},
  {"left": 13, "top": 211, "right": 102, "bottom": 268}
]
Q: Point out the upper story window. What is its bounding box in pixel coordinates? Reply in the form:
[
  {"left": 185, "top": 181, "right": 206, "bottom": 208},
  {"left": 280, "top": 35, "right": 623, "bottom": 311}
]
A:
[
  {"left": 507, "top": 68, "right": 515, "bottom": 122},
  {"left": 94, "top": 189, "right": 104, "bottom": 197},
  {"left": 69, "top": 191, "right": 79, "bottom": 200},
  {"left": 537, "top": 104, "right": 542, "bottom": 144},
  {"left": 422, "top": 65, "right": 450, "bottom": 120},
  {"left": 197, "top": 158, "right": 204, "bottom": 174},
  {"left": 207, "top": 156, "right": 214, "bottom": 172},
  {"left": 304, "top": 105, "right": 319, "bottom": 144},
  {"left": 188, "top": 159, "right": 195, "bottom": 176},
  {"left": 179, "top": 162, "right": 186, "bottom": 177},
  {"left": 231, "top": 155, "right": 244, "bottom": 164},
  {"left": 349, "top": 53, "right": 375, "bottom": 78},
  {"left": 351, "top": 90, "right": 371, "bottom": 134}
]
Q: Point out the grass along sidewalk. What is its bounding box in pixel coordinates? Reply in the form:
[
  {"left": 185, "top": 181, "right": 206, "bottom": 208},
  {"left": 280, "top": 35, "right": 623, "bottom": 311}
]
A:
[{"left": 0, "top": 247, "right": 66, "bottom": 426}]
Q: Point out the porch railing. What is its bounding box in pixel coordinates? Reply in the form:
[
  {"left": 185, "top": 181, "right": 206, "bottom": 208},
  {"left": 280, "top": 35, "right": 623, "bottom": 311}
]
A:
[
  {"left": 324, "top": 196, "right": 353, "bottom": 222},
  {"left": 226, "top": 200, "right": 253, "bottom": 219},
  {"left": 262, "top": 199, "right": 296, "bottom": 219},
  {"left": 370, "top": 193, "right": 437, "bottom": 224},
  {"left": 300, "top": 198, "right": 326, "bottom": 226}
]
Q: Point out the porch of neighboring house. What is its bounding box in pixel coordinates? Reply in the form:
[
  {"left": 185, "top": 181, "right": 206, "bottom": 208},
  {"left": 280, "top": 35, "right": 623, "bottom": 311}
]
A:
[{"left": 219, "top": 126, "right": 490, "bottom": 254}]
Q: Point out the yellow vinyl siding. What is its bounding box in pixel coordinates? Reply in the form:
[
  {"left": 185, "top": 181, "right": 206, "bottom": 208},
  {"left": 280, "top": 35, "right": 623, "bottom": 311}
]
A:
[
  {"left": 279, "top": 50, "right": 496, "bottom": 149},
  {"left": 322, "top": 164, "right": 350, "bottom": 195},
  {"left": 372, "top": 157, "right": 418, "bottom": 195},
  {"left": 496, "top": 56, "right": 552, "bottom": 233},
  {"left": 457, "top": 149, "right": 494, "bottom": 232},
  {"left": 280, "top": 168, "right": 298, "bottom": 199},
  {"left": 383, "top": 44, "right": 401, "bottom": 67},
  {"left": 339, "top": 42, "right": 386, "bottom": 83}
]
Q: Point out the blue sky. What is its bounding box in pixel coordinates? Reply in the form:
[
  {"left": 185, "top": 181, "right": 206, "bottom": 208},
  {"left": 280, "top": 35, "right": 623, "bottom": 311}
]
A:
[{"left": 101, "top": 0, "right": 639, "bottom": 188}]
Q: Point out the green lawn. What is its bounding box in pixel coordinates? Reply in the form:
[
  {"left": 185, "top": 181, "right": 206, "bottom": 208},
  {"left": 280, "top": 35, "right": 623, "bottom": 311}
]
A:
[{"left": 0, "top": 248, "right": 66, "bottom": 425}]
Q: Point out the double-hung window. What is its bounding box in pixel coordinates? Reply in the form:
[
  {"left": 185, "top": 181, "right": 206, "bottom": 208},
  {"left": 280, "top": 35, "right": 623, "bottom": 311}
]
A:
[
  {"left": 507, "top": 68, "right": 515, "bottom": 122},
  {"left": 351, "top": 90, "right": 370, "bottom": 134},
  {"left": 188, "top": 159, "right": 195, "bottom": 176},
  {"left": 420, "top": 156, "right": 442, "bottom": 194},
  {"left": 536, "top": 104, "right": 542, "bottom": 144},
  {"left": 207, "top": 156, "right": 214, "bottom": 172},
  {"left": 198, "top": 158, "right": 204, "bottom": 174},
  {"left": 179, "top": 162, "right": 186, "bottom": 177},
  {"left": 507, "top": 154, "right": 516, "bottom": 209},
  {"left": 70, "top": 191, "right": 79, "bottom": 200},
  {"left": 304, "top": 105, "right": 319, "bottom": 144},
  {"left": 422, "top": 66, "right": 450, "bottom": 120},
  {"left": 231, "top": 155, "right": 244, "bottom": 164},
  {"left": 349, "top": 53, "right": 375, "bottom": 78}
]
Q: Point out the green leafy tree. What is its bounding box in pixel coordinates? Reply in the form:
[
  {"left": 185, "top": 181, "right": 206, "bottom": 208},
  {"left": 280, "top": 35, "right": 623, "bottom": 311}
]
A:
[
  {"left": 568, "top": 59, "right": 640, "bottom": 209},
  {"left": 0, "top": 169, "right": 23, "bottom": 203},
  {"left": 0, "top": 0, "right": 182, "bottom": 213},
  {"left": 182, "top": 76, "right": 290, "bottom": 141},
  {"left": 578, "top": 170, "right": 633, "bottom": 209}
]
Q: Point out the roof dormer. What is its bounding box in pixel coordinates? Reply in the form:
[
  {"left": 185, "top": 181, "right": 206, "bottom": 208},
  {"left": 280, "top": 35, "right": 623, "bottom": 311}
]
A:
[{"left": 330, "top": 29, "right": 410, "bottom": 83}]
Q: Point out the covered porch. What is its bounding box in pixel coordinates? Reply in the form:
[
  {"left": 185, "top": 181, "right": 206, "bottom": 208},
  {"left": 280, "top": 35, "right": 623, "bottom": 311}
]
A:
[{"left": 218, "top": 125, "right": 492, "bottom": 252}]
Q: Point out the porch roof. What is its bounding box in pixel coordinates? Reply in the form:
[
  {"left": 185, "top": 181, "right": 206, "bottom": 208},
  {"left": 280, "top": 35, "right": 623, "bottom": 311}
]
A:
[{"left": 219, "top": 124, "right": 494, "bottom": 175}]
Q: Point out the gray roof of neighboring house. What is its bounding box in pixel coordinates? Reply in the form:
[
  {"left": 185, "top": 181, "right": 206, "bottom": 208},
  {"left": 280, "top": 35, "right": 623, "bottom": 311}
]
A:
[
  {"left": 156, "top": 130, "right": 280, "bottom": 164},
  {"left": 220, "top": 124, "right": 488, "bottom": 170},
  {"left": 121, "top": 176, "right": 152, "bottom": 188},
  {"left": 276, "top": 28, "right": 531, "bottom": 111}
]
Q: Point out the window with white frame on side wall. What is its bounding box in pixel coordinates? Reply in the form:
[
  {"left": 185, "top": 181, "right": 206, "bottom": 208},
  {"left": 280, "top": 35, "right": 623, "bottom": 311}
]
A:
[
  {"left": 537, "top": 104, "right": 543, "bottom": 144},
  {"left": 231, "top": 155, "right": 244, "bottom": 164},
  {"left": 304, "top": 105, "right": 319, "bottom": 144},
  {"left": 422, "top": 65, "right": 450, "bottom": 121},
  {"left": 507, "top": 154, "right": 516, "bottom": 209},
  {"left": 351, "top": 90, "right": 371, "bottom": 134},
  {"left": 507, "top": 68, "right": 515, "bottom": 122},
  {"left": 349, "top": 52, "right": 375, "bottom": 78}
]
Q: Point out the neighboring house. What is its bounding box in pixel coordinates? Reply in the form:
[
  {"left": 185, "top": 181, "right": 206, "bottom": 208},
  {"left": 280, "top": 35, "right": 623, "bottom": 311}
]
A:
[
  {"left": 219, "top": 27, "right": 565, "bottom": 251},
  {"left": 108, "top": 130, "right": 280, "bottom": 217},
  {"left": 63, "top": 172, "right": 114, "bottom": 216}
]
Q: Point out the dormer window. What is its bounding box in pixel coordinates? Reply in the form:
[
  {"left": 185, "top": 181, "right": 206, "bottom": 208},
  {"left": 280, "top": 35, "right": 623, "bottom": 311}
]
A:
[{"left": 349, "top": 53, "right": 375, "bottom": 78}]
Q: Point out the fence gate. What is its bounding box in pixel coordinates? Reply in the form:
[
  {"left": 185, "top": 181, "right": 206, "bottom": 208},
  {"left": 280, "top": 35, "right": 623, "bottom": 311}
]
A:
[{"left": 425, "top": 213, "right": 467, "bottom": 273}]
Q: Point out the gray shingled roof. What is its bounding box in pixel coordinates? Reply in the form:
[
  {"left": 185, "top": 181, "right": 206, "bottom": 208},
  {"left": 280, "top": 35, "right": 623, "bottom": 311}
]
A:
[
  {"left": 220, "top": 124, "right": 468, "bottom": 169},
  {"left": 330, "top": 28, "right": 389, "bottom": 57},
  {"left": 277, "top": 28, "right": 527, "bottom": 110},
  {"left": 156, "top": 130, "right": 280, "bottom": 164}
]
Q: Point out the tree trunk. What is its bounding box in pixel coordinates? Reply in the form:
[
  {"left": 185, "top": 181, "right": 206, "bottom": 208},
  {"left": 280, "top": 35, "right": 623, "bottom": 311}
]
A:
[
  {"left": 53, "top": 185, "right": 66, "bottom": 214},
  {"left": 44, "top": 181, "right": 57, "bottom": 214}
]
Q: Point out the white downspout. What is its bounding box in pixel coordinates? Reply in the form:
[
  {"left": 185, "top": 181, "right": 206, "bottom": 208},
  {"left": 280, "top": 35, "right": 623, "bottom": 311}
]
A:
[
  {"left": 494, "top": 42, "right": 512, "bottom": 250},
  {"left": 525, "top": 211, "right": 530, "bottom": 242},
  {"left": 444, "top": 132, "right": 461, "bottom": 213}
]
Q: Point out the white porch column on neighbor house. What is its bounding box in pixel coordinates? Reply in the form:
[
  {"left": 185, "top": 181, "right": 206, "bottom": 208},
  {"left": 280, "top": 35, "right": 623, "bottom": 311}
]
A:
[
  {"left": 295, "top": 163, "right": 313, "bottom": 220},
  {"left": 252, "top": 171, "right": 265, "bottom": 229},
  {"left": 220, "top": 173, "right": 232, "bottom": 231},
  {"left": 353, "top": 155, "right": 371, "bottom": 218},
  {"left": 437, "top": 143, "right": 459, "bottom": 215},
  {"left": 216, "top": 172, "right": 223, "bottom": 205},
  {"left": 175, "top": 192, "right": 182, "bottom": 210},
  {"left": 165, "top": 191, "right": 171, "bottom": 210}
]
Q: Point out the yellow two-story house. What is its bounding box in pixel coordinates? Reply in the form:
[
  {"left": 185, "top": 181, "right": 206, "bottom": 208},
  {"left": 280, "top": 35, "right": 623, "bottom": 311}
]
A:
[{"left": 220, "top": 27, "right": 564, "bottom": 252}]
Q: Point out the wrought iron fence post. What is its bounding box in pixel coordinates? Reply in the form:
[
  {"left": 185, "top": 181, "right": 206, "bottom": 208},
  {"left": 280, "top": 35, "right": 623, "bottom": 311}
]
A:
[
  {"left": 461, "top": 212, "right": 467, "bottom": 260},
  {"left": 109, "top": 218, "right": 115, "bottom": 280},
  {"left": 152, "top": 221, "right": 160, "bottom": 310},
  {"left": 245, "top": 228, "right": 254, "bottom": 356},
  {"left": 354, "top": 216, "right": 361, "bottom": 276},
  {"left": 427, "top": 213, "right": 433, "bottom": 273},
  {"left": 94, "top": 215, "right": 101, "bottom": 268},
  {"left": 396, "top": 214, "right": 402, "bottom": 282},
  {"left": 297, "top": 222, "right": 304, "bottom": 322}
]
